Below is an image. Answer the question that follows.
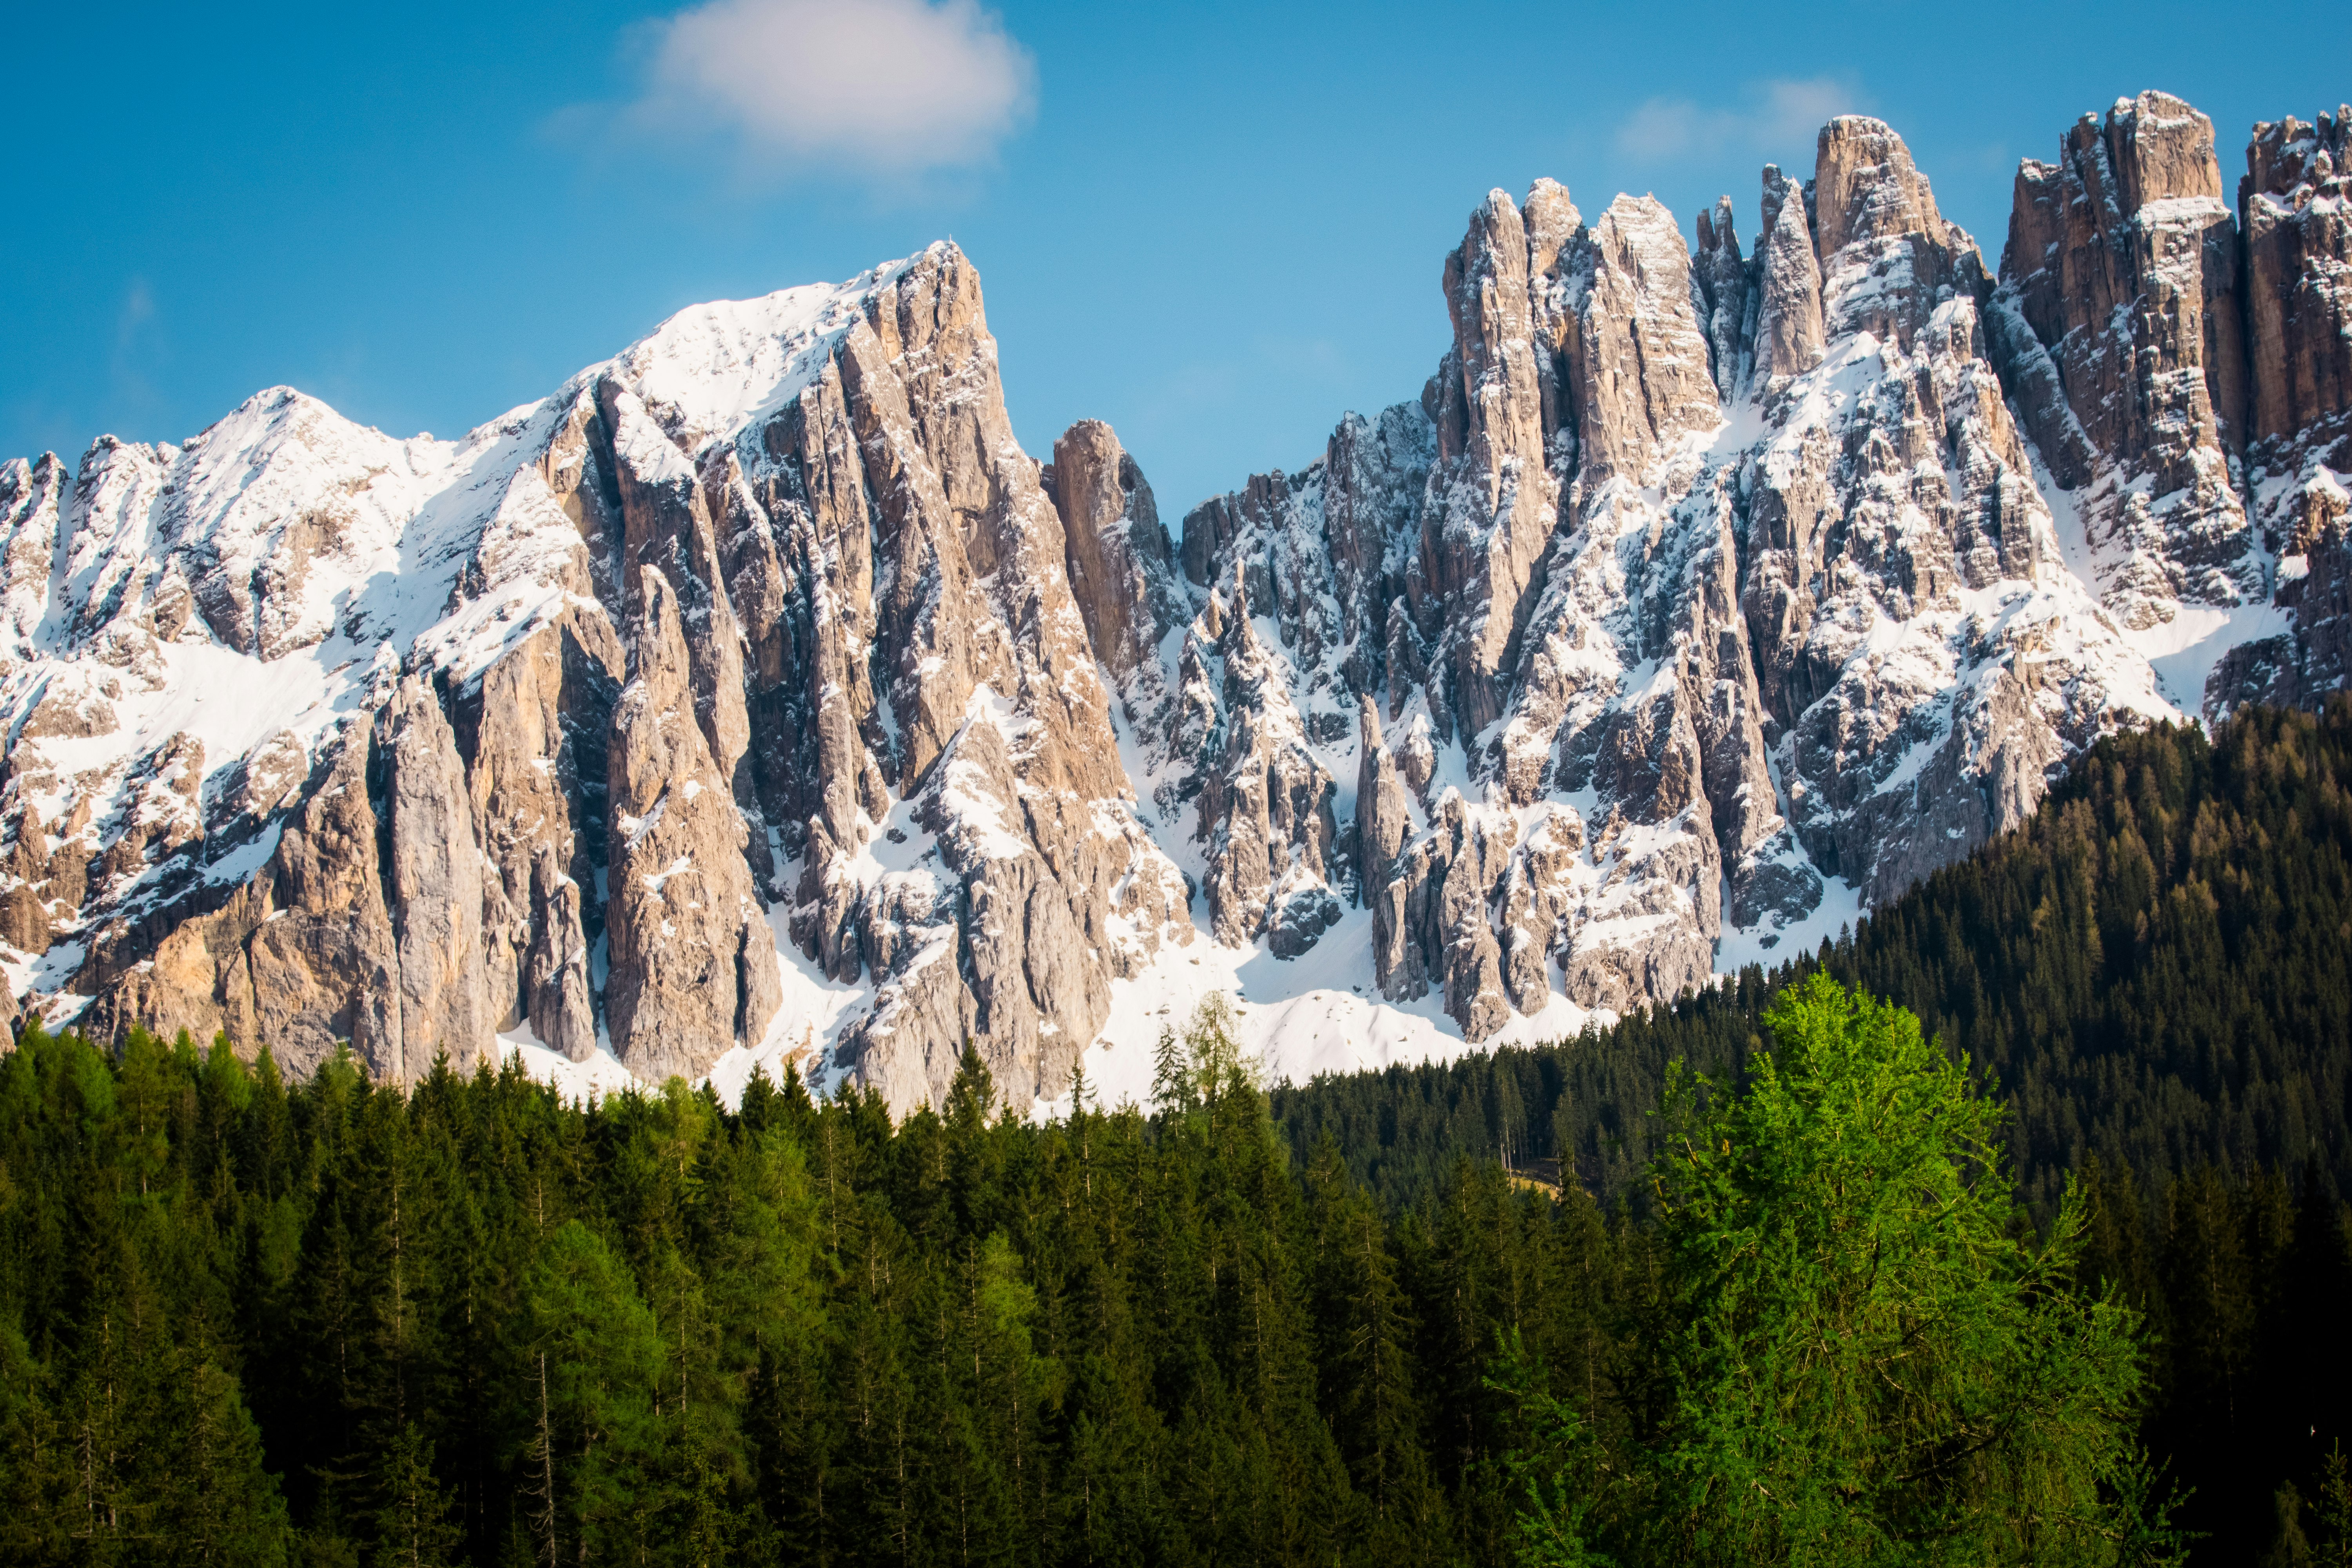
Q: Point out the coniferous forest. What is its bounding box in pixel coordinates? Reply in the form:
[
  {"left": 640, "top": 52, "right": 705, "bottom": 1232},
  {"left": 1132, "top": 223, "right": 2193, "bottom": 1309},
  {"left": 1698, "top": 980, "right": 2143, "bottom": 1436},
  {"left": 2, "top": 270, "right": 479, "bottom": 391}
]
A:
[{"left": 0, "top": 701, "right": 2348, "bottom": 1566}]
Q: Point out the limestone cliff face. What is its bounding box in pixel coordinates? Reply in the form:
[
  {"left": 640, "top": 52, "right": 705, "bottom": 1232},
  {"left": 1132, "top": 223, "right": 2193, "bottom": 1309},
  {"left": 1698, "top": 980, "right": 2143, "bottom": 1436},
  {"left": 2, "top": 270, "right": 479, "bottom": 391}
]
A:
[
  {"left": 6, "top": 91, "right": 2352, "bottom": 1101},
  {"left": 603, "top": 568, "right": 780, "bottom": 1083},
  {"left": 772, "top": 250, "right": 1193, "bottom": 1114},
  {"left": 2219, "top": 107, "right": 2352, "bottom": 710},
  {"left": 1749, "top": 119, "right": 2120, "bottom": 912},
  {"left": 1182, "top": 100, "right": 2344, "bottom": 1046},
  {"left": 0, "top": 245, "right": 1191, "bottom": 1113},
  {"left": 1994, "top": 91, "right": 2255, "bottom": 634},
  {"left": 1158, "top": 405, "right": 1431, "bottom": 961},
  {"left": 1045, "top": 420, "right": 1186, "bottom": 687}
]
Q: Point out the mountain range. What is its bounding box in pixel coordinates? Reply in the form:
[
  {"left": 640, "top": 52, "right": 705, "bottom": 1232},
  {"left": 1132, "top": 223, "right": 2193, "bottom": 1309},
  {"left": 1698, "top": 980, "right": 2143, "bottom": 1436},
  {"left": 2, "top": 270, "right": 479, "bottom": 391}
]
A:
[{"left": 2, "top": 91, "right": 2346, "bottom": 1115}]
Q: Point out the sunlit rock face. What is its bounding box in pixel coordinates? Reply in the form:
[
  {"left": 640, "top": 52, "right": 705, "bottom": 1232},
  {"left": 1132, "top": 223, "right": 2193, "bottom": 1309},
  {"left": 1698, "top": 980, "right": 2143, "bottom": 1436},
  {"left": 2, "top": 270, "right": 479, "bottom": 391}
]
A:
[
  {"left": 5, "top": 94, "right": 2350, "bottom": 1106},
  {"left": 1180, "top": 99, "right": 2350, "bottom": 1045}
]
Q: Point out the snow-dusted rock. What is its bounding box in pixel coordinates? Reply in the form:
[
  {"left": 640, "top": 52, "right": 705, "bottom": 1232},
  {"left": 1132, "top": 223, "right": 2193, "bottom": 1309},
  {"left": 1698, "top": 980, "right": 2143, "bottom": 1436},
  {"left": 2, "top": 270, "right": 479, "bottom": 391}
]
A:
[
  {"left": 1995, "top": 91, "right": 2255, "bottom": 635},
  {"left": 603, "top": 568, "right": 778, "bottom": 1083},
  {"left": 2221, "top": 106, "right": 2352, "bottom": 709},
  {"left": 8, "top": 89, "right": 2352, "bottom": 1098},
  {"left": 1755, "top": 167, "right": 1826, "bottom": 385}
]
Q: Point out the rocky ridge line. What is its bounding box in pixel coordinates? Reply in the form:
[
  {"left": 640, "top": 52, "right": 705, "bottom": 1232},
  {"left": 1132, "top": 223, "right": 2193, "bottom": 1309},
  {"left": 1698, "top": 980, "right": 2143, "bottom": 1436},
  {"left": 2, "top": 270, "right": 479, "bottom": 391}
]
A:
[{"left": 2, "top": 92, "right": 2348, "bottom": 1110}]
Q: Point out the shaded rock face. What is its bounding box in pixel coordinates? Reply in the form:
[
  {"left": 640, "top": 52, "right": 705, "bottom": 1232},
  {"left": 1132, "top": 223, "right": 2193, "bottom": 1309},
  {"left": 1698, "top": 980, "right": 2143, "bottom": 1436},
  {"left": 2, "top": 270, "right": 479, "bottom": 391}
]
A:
[
  {"left": 7, "top": 92, "right": 2352, "bottom": 1090},
  {"left": 1754, "top": 167, "right": 1825, "bottom": 383},
  {"left": 1740, "top": 118, "right": 2100, "bottom": 913},
  {"left": 1046, "top": 420, "right": 1186, "bottom": 686},
  {"left": 1989, "top": 96, "right": 2352, "bottom": 718},
  {"left": 385, "top": 674, "right": 493, "bottom": 1078},
  {"left": 2216, "top": 107, "right": 2352, "bottom": 711},
  {"left": 2243, "top": 109, "right": 2352, "bottom": 451},
  {"left": 603, "top": 568, "right": 780, "bottom": 1082},
  {"left": 1418, "top": 189, "right": 1563, "bottom": 743},
  {"left": 1140, "top": 403, "right": 1432, "bottom": 965}
]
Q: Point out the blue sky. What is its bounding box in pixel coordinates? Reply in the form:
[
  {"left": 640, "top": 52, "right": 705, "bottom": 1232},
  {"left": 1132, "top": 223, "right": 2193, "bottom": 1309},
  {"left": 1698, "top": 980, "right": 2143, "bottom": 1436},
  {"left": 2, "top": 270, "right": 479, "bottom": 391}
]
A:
[{"left": 4, "top": 0, "right": 2345, "bottom": 520}]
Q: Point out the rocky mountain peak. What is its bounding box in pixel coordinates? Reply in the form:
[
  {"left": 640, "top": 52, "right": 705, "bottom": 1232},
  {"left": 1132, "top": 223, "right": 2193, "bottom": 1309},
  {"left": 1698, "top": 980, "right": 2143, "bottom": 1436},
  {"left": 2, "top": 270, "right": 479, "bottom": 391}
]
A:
[
  {"left": 2107, "top": 89, "right": 2228, "bottom": 210},
  {"left": 5, "top": 91, "right": 2351, "bottom": 1115},
  {"left": 1523, "top": 177, "right": 1583, "bottom": 279},
  {"left": 1045, "top": 419, "right": 1184, "bottom": 687},
  {"left": 1995, "top": 89, "right": 2256, "bottom": 635},
  {"left": 1754, "top": 162, "right": 1827, "bottom": 384},
  {"left": 1814, "top": 115, "right": 1950, "bottom": 259}
]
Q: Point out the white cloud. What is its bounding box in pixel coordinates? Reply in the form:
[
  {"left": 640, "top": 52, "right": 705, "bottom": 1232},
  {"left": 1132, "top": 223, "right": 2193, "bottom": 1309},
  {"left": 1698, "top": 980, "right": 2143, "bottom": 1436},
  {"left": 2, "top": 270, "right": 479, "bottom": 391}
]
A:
[
  {"left": 1615, "top": 76, "right": 1870, "bottom": 166},
  {"left": 629, "top": 0, "right": 1036, "bottom": 175},
  {"left": 111, "top": 278, "right": 160, "bottom": 410}
]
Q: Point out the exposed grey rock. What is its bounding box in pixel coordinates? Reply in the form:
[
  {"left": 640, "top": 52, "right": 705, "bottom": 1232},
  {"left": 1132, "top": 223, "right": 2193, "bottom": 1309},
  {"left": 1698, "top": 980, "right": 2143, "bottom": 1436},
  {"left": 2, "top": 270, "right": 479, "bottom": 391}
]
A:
[
  {"left": 1187, "top": 567, "right": 1345, "bottom": 953},
  {"left": 1171, "top": 401, "right": 1432, "bottom": 970},
  {"left": 1693, "top": 196, "right": 1753, "bottom": 400},
  {"left": 1417, "top": 188, "right": 1561, "bottom": 741},
  {"left": 1354, "top": 697, "right": 1412, "bottom": 902},
  {"left": 385, "top": 675, "right": 494, "bottom": 1078},
  {"left": 1754, "top": 166, "right": 1826, "bottom": 383},
  {"left": 604, "top": 567, "right": 779, "bottom": 1083},
  {"left": 768, "top": 247, "right": 1192, "bottom": 1113},
  {"left": 1993, "top": 91, "right": 2256, "bottom": 637},
  {"left": 8, "top": 89, "right": 2352, "bottom": 1103},
  {"left": 1747, "top": 117, "right": 2112, "bottom": 908},
  {"left": 73, "top": 718, "right": 404, "bottom": 1078},
  {"left": 524, "top": 844, "right": 597, "bottom": 1063}
]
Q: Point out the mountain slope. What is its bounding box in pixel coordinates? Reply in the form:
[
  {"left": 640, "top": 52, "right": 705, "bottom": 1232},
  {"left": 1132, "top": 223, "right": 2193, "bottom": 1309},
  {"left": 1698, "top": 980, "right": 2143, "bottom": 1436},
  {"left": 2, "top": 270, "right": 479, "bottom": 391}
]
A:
[
  {"left": 3, "top": 94, "right": 2349, "bottom": 1113},
  {"left": 1270, "top": 697, "right": 2352, "bottom": 1223}
]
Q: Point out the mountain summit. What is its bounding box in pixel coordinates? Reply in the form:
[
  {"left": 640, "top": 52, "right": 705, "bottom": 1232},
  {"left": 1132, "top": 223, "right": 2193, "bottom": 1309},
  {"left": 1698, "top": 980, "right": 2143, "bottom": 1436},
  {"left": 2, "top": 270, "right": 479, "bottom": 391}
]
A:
[{"left": 4, "top": 96, "right": 2347, "bottom": 1111}]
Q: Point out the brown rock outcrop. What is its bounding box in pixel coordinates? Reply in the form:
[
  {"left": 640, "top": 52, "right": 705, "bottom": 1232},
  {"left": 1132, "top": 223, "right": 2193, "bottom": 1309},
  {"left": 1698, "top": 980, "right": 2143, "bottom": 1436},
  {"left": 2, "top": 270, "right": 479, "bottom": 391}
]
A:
[
  {"left": 2242, "top": 107, "right": 2352, "bottom": 450},
  {"left": 603, "top": 568, "right": 780, "bottom": 1082},
  {"left": 1047, "top": 419, "right": 1186, "bottom": 686},
  {"left": 11, "top": 90, "right": 2352, "bottom": 1103},
  {"left": 1994, "top": 91, "right": 2255, "bottom": 635},
  {"left": 2222, "top": 105, "right": 2352, "bottom": 711}
]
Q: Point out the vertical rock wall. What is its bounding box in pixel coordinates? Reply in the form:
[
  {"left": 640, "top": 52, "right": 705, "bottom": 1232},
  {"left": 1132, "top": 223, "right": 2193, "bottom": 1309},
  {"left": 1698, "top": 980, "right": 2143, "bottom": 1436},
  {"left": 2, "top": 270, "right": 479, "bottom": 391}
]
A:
[{"left": 6, "top": 93, "right": 2352, "bottom": 1109}]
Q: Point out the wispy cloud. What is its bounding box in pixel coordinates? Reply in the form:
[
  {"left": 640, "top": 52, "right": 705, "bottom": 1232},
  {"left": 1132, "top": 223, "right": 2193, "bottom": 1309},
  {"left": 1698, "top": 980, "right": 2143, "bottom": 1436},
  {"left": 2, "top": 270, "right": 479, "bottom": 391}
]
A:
[
  {"left": 110, "top": 278, "right": 161, "bottom": 411},
  {"left": 619, "top": 0, "right": 1036, "bottom": 178},
  {"left": 1614, "top": 77, "right": 1871, "bottom": 166}
]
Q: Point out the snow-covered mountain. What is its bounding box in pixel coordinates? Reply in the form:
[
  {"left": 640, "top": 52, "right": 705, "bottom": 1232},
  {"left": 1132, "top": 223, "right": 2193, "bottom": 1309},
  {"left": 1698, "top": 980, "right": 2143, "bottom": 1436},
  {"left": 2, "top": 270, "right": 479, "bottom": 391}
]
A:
[{"left": 3, "top": 94, "right": 2347, "bottom": 1112}]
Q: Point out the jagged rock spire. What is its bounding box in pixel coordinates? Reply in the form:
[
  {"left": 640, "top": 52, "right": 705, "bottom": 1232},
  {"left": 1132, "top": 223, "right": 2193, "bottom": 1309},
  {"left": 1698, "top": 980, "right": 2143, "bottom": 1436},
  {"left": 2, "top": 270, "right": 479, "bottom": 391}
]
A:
[{"left": 7, "top": 91, "right": 2352, "bottom": 1096}]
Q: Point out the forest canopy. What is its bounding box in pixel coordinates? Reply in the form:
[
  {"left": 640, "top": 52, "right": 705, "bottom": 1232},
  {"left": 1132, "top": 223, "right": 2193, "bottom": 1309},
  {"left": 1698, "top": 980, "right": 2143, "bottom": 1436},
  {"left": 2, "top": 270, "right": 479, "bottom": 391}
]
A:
[
  {"left": 2, "top": 702, "right": 2349, "bottom": 1564},
  {"left": 0, "top": 977, "right": 2244, "bottom": 1566}
]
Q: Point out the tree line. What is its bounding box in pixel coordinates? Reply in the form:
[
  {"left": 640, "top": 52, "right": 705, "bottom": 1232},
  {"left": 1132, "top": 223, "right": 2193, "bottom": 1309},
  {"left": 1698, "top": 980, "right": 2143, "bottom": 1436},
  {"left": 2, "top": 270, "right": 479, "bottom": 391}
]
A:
[
  {"left": 1274, "top": 700, "right": 2352, "bottom": 1223},
  {"left": 5, "top": 971, "right": 2289, "bottom": 1565},
  {"left": 0, "top": 700, "right": 2345, "bottom": 1563},
  {"left": 1265, "top": 699, "right": 2352, "bottom": 1559}
]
